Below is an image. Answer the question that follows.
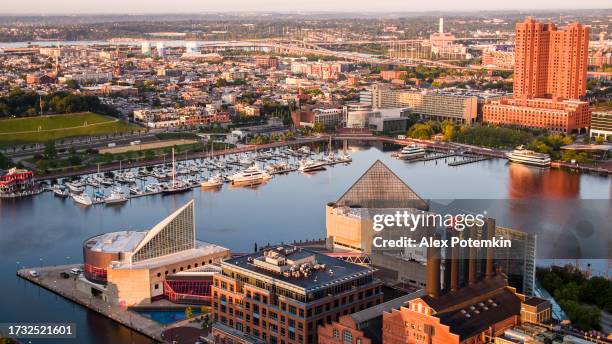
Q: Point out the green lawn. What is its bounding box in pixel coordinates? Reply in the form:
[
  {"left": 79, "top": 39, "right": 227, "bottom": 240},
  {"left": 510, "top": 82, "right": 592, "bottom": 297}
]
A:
[{"left": 0, "top": 113, "right": 140, "bottom": 147}]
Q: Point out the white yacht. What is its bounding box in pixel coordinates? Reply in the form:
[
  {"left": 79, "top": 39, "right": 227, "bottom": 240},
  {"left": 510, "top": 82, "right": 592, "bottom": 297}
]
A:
[
  {"left": 266, "top": 162, "right": 289, "bottom": 173},
  {"left": 52, "top": 185, "right": 69, "bottom": 197},
  {"left": 239, "top": 157, "right": 254, "bottom": 166},
  {"left": 396, "top": 145, "right": 426, "bottom": 160},
  {"left": 65, "top": 181, "right": 85, "bottom": 193},
  {"left": 298, "top": 159, "right": 327, "bottom": 173},
  {"left": 145, "top": 184, "right": 159, "bottom": 193},
  {"left": 339, "top": 153, "right": 352, "bottom": 163},
  {"left": 297, "top": 146, "right": 311, "bottom": 154},
  {"left": 506, "top": 146, "right": 551, "bottom": 167},
  {"left": 71, "top": 193, "right": 92, "bottom": 206},
  {"left": 228, "top": 165, "right": 272, "bottom": 185},
  {"left": 104, "top": 190, "right": 128, "bottom": 205},
  {"left": 200, "top": 175, "right": 224, "bottom": 188},
  {"left": 129, "top": 186, "right": 141, "bottom": 195}
]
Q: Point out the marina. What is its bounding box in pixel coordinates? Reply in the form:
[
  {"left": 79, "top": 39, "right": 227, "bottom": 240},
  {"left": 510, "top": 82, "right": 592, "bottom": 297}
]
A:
[
  {"left": 2, "top": 143, "right": 610, "bottom": 344},
  {"left": 37, "top": 143, "right": 354, "bottom": 207}
]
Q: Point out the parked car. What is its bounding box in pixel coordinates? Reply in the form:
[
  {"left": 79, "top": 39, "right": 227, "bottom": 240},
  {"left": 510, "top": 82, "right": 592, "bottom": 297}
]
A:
[
  {"left": 70, "top": 268, "right": 83, "bottom": 275},
  {"left": 28, "top": 270, "right": 39, "bottom": 277}
]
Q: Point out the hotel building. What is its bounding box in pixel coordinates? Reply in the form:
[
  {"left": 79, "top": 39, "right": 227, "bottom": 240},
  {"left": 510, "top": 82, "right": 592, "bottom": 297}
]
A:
[
  {"left": 371, "top": 84, "right": 478, "bottom": 124},
  {"left": 81, "top": 200, "right": 230, "bottom": 306},
  {"left": 483, "top": 17, "right": 591, "bottom": 133},
  {"left": 211, "top": 245, "right": 384, "bottom": 344}
]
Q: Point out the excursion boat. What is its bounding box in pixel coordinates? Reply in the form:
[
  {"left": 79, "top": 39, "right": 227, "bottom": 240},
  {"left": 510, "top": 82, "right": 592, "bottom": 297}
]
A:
[
  {"left": 506, "top": 146, "right": 551, "bottom": 167},
  {"left": 298, "top": 159, "right": 327, "bottom": 173},
  {"left": 71, "top": 193, "right": 92, "bottom": 206},
  {"left": 228, "top": 165, "right": 272, "bottom": 185},
  {"left": 200, "top": 175, "right": 224, "bottom": 188},
  {"left": 396, "top": 145, "right": 426, "bottom": 160}
]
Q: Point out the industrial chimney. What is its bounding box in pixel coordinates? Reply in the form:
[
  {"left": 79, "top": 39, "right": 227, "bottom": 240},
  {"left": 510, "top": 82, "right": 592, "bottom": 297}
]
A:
[
  {"left": 485, "top": 218, "right": 496, "bottom": 278},
  {"left": 439, "top": 17, "right": 444, "bottom": 34},
  {"left": 426, "top": 233, "right": 441, "bottom": 298},
  {"left": 468, "top": 227, "right": 478, "bottom": 285}
]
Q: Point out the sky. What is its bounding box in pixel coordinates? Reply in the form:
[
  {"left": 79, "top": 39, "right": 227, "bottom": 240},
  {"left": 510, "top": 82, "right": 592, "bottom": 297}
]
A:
[{"left": 1, "top": 0, "right": 610, "bottom": 14}]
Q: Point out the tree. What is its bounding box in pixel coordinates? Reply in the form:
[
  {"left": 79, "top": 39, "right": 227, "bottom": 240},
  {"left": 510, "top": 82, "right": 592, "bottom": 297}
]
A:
[
  {"left": 43, "top": 141, "right": 57, "bottom": 159},
  {"left": 595, "top": 136, "right": 604, "bottom": 145},
  {"left": 313, "top": 122, "right": 325, "bottom": 133},
  {"left": 407, "top": 123, "right": 433, "bottom": 139},
  {"left": 0, "top": 152, "right": 13, "bottom": 169},
  {"left": 185, "top": 306, "right": 193, "bottom": 319}
]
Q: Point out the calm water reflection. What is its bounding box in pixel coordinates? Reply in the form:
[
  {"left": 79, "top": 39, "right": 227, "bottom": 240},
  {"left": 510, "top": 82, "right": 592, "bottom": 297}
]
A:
[{"left": 0, "top": 142, "right": 609, "bottom": 343}]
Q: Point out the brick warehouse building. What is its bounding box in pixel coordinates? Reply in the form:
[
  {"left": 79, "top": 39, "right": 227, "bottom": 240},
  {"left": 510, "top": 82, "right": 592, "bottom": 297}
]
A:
[
  {"left": 483, "top": 17, "right": 591, "bottom": 134},
  {"left": 212, "top": 245, "right": 384, "bottom": 344}
]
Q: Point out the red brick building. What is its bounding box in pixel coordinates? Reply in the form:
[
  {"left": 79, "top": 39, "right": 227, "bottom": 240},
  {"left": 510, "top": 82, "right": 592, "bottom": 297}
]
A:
[
  {"left": 212, "top": 246, "right": 383, "bottom": 344},
  {"left": 483, "top": 17, "right": 591, "bottom": 133}
]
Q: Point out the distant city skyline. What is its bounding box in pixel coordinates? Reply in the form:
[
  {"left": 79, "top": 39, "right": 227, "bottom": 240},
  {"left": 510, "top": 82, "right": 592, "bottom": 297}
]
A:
[{"left": 1, "top": 0, "right": 610, "bottom": 15}]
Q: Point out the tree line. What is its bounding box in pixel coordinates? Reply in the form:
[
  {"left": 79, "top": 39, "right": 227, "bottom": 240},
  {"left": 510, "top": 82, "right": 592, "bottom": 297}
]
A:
[{"left": 0, "top": 89, "right": 118, "bottom": 117}]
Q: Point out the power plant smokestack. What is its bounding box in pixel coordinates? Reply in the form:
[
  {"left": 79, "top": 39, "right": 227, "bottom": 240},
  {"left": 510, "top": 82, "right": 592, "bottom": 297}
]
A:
[
  {"left": 468, "top": 227, "right": 478, "bottom": 285},
  {"left": 485, "top": 218, "right": 496, "bottom": 278},
  {"left": 449, "top": 233, "right": 459, "bottom": 292},
  {"left": 426, "top": 233, "right": 441, "bottom": 298},
  {"left": 439, "top": 17, "right": 444, "bottom": 34}
]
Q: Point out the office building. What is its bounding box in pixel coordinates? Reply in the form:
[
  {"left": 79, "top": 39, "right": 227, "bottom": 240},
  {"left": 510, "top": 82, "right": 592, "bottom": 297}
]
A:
[
  {"left": 211, "top": 245, "right": 384, "bottom": 344},
  {"left": 371, "top": 84, "right": 478, "bottom": 124},
  {"left": 81, "top": 200, "right": 230, "bottom": 306},
  {"left": 484, "top": 18, "right": 591, "bottom": 133},
  {"left": 590, "top": 111, "right": 612, "bottom": 141}
]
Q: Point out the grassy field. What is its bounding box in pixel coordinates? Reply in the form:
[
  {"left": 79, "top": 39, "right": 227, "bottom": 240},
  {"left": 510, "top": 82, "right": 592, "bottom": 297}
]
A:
[{"left": 0, "top": 112, "right": 140, "bottom": 147}]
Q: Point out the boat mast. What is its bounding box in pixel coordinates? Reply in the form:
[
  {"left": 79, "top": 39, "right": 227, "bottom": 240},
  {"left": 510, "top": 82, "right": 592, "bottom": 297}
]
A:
[{"left": 172, "top": 148, "right": 176, "bottom": 186}]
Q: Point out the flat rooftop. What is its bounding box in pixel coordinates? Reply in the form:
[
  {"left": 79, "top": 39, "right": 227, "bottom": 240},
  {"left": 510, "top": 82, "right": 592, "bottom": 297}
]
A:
[
  {"left": 223, "top": 246, "right": 373, "bottom": 293},
  {"left": 85, "top": 230, "right": 146, "bottom": 253},
  {"left": 113, "top": 240, "right": 230, "bottom": 270}
]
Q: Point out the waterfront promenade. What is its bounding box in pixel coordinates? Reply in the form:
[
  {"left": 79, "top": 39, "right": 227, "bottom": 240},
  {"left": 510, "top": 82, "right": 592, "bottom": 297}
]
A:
[
  {"left": 17, "top": 265, "right": 167, "bottom": 343},
  {"left": 34, "top": 134, "right": 611, "bottom": 182}
]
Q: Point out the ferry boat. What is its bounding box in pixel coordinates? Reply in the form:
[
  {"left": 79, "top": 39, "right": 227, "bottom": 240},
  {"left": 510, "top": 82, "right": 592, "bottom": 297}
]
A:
[
  {"left": 396, "top": 145, "right": 426, "bottom": 160},
  {"left": 200, "top": 175, "right": 224, "bottom": 188},
  {"left": 228, "top": 165, "right": 272, "bottom": 185},
  {"left": 71, "top": 193, "right": 92, "bottom": 206},
  {"left": 104, "top": 190, "right": 128, "bottom": 205},
  {"left": 298, "top": 159, "right": 327, "bottom": 173},
  {"left": 506, "top": 146, "right": 551, "bottom": 167}
]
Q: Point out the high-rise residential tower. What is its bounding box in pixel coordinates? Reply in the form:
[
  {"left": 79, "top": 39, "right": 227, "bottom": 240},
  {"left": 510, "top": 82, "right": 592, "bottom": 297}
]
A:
[{"left": 484, "top": 17, "right": 591, "bottom": 133}]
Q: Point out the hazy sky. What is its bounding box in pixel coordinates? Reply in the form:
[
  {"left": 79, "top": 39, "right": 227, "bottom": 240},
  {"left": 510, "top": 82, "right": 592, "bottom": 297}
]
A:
[{"left": 1, "top": 0, "right": 610, "bottom": 14}]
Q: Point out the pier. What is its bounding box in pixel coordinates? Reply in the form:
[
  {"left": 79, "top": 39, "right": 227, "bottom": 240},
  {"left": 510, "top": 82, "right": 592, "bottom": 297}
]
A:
[
  {"left": 448, "top": 155, "right": 492, "bottom": 166},
  {"left": 17, "top": 265, "right": 168, "bottom": 343}
]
